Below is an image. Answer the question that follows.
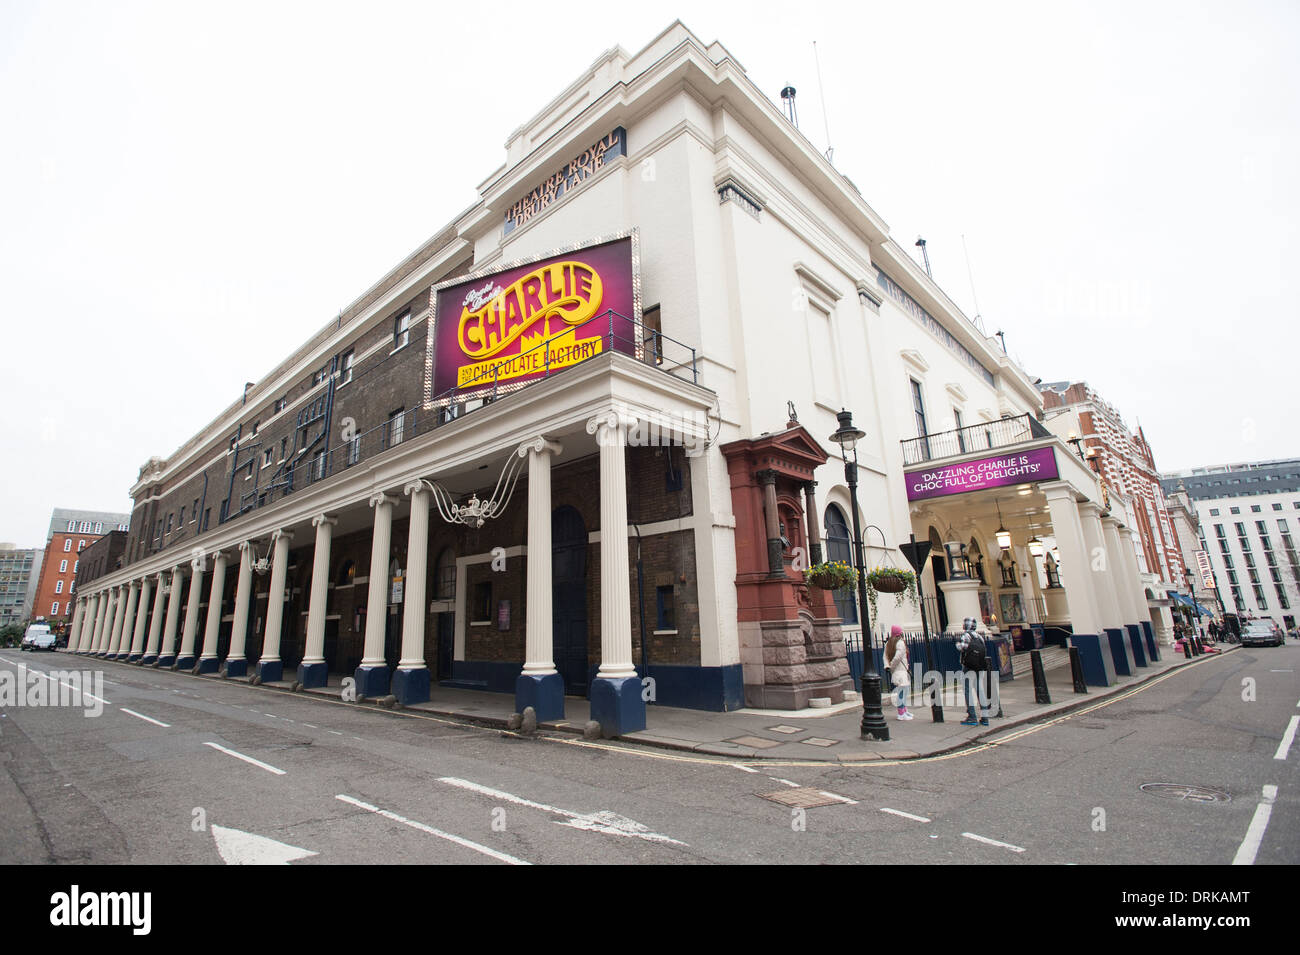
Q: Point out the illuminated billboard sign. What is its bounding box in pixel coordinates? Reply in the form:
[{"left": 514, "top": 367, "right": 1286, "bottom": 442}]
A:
[
  {"left": 425, "top": 233, "right": 640, "bottom": 406},
  {"left": 905, "top": 447, "right": 1059, "bottom": 501}
]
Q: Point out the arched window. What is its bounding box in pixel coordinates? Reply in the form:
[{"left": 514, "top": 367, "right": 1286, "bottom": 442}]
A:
[{"left": 823, "top": 503, "right": 857, "bottom": 624}]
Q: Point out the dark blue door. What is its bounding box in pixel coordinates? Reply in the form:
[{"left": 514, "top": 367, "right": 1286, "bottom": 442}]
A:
[{"left": 552, "top": 506, "right": 589, "bottom": 697}]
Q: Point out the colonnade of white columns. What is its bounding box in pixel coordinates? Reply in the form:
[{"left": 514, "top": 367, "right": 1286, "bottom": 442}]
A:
[{"left": 66, "top": 411, "right": 646, "bottom": 734}]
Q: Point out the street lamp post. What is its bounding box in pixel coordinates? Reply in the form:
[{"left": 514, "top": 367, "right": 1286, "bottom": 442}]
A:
[
  {"left": 829, "top": 409, "right": 889, "bottom": 742},
  {"left": 1184, "top": 568, "right": 1202, "bottom": 639}
]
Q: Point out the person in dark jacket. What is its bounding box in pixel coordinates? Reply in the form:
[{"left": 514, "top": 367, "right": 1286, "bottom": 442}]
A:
[{"left": 955, "top": 616, "right": 990, "bottom": 726}]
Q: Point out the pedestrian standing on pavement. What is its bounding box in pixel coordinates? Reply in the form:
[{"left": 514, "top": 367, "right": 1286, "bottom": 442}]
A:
[
  {"left": 884, "top": 625, "right": 912, "bottom": 721},
  {"left": 956, "top": 617, "right": 990, "bottom": 726}
]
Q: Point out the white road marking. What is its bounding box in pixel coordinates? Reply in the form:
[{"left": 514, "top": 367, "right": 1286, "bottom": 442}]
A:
[
  {"left": 769, "top": 777, "right": 801, "bottom": 787},
  {"left": 962, "top": 832, "right": 1026, "bottom": 853},
  {"left": 302, "top": 723, "right": 317, "bottom": 729},
  {"left": 438, "top": 776, "right": 687, "bottom": 846},
  {"left": 817, "top": 790, "right": 859, "bottom": 805},
  {"left": 211, "top": 825, "right": 318, "bottom": 865},
  {"left": 1276, "top": 716, "right": 1299, "bottom": 761},
  {"left": 335, "top": 794, "right": 529, "bottom": 865},
  {"left": 120, "top": 708, "right": 170, "bottom": 728},
  {"left": 1232, "top": 785, "right": 1278, "bottom": 865},
  {"left": 329, "top": 730, "right": 343, "bottom": 736},
  {"left": 732, "top": 764, "right": 758, "bottom": 774},
  {"left": 880, "top": 807, "right": 931, "bottom": 823},
  {"left": 202, "top": 742, "right": 286, "bottom": 775}
]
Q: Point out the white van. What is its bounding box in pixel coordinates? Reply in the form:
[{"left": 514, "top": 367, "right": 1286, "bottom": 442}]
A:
[{"left": 21, "top": 623, "right": 56, "bottom": 651}]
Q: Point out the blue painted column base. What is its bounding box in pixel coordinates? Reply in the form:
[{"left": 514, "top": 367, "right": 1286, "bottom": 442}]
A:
[
  {"left": 1125, "top": 625, "right": 1148, "bottom": 667},
  {"left": 197, "top": 657, "right": 219, "bottom": 674},
  {"left": 1141, "top": 621, "right": 1159, "bottom": 661},
  {"left": 157, "top": 654, "right": 175, "bottom": 668},
  {"left": 175, "top": 655, "right": 196, "bottom": 670},
  {"left": 223, "top": 658, "right": 248, "bottom": 678},
  {"left": 515, "top": 671, "right": 565, "bottom": 722},
  {"left": 392, "top": 667, "right": 432, "bottom": 705},
  {"left": 1105, "top": 629, "right": 1133, "bottom": 676},
  {"left": 589, "top": 674, "right": 646, "bottom": 737},
  {"left": 140, "top": 655, "right": 157, "bottom": 666},
  {"left": 257, "top": 660, "right": 283, "bottom": 683},
  {"left": 354, "top": 664, "right": 390, "bottom": 698},
  {"left": 127, "top": 654, "right": 142, "bottom": 663},
  {"left": 297, "top": 660, "right": 328, "bottom": 688},
  {"left": 1069, "top": 633, "right": 1115, "bottom": 687}
]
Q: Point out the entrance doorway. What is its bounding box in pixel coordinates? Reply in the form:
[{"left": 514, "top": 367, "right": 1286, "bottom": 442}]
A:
[{"left": 552, "top": 505, "right": 589, "bottom": 696}]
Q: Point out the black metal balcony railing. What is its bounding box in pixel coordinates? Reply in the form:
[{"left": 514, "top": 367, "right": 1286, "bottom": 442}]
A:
[
  {"left": 901, "top": 412, "right": 1053, "bottom": 466},
  {"left": 229, "top": 310, "right": 699, "bottom": 520}
]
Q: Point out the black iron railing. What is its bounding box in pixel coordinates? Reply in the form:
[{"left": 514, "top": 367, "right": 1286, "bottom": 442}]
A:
[{"left": 900, "top": 412, "right": 1053, "bottom": 466}]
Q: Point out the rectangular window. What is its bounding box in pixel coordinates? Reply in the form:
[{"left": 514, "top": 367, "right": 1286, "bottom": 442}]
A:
[
  {"left": 66, "top": 520, "right": 75, "bottom": 531},
  {"left": 179, "top": 507, "right": 186, "bottom": 525},
  {"left": 203, "top": 508, "right": 210, "bottom": 531},
  {"left": 73, "top": 561, "right": 78, "bottom": 573},
  {"left": 55, "top": 580, "right": 63, "bottom": 593},
  {"left": 472, "top": 581, "right": 491, "bottom": 622},
  {"left": 347, "top": 436, "right": 361, "bottom": 466},
  {"left": 275, "top": 397, "right": 287, "bottom": 413},
  {"left": 642, "top": 305, "right": 663, "bottom": 365},
  {"left": 911, "top": 379, "right": 928, "bottom": 437},
  {"left": 387, "top": 408, "right": 406, "bottom": 448},
  {"left": 94, "top": 522, "right": 102, "bottom": 533},
  {"left": 656, "top": 585, "right": 676, "bottom": 631},
  {"left": 1209, "top": 508, "right": 1219, "bottom": 516},
  {"left": 263, "top": 449, "right": 273, "bottom": 468},
  {"left": 51, "top": 601, "right": 59, "bottom": 615},
  {"left": 78, "top": 540, "right": 86, "bottom": 551},
  {"left": 340, "top": 349, "right": 354, "bottom": 384},
  {"left": 394, "top": 311, "right": 411, "bottom": 349},
  {"left": 280, "top": 437, "right": 288, "bottom": 460},
  {"left": 312, "top": 450, "right": 327, "bottom": 481},
  {"left": 1274, "top": 503, "right": 1283, "bottom": 511},
  {"left": 59, "top": 559, "right": 67, "bottom": 572},
  {"left": 954, "top": 408, "right": 966, "bottom": 453}
]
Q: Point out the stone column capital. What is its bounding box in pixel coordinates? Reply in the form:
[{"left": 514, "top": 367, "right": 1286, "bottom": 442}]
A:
[
  {"left": 1040, "top": 480, "right": 1077, "bottom": 503},
  {"left": 516, "top": 436, "right": 563, "bottom": 460},
  {"left": 404, "top": 480, "right": 431, "bottom": 498},
  {"left": 755, "top": 468, "right": 778, "bottom": 486},
  {"left": 312, "top": 513, "right": 338, "bottom": 528},
  {"left": 271, "top": 528, "right": 294, "bottom": 544},
  {"left": 369, "top": 492, "right": 395, "bottom": 509},
  {"left": 238, "top": 540, "right": 254, "bottom": 554},
  {"left": 586, "top": 409, "right": 636, "bottom": 438}
]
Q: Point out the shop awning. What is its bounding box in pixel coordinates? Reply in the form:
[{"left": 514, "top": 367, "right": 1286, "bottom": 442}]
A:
[{"left": 1168, "top": 591, "right": 1214, "bottom": 616}]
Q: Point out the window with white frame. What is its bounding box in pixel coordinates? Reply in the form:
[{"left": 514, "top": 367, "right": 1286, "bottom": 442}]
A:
[
  {"left": 64, "top": 539, "right": 72, "bottom": 552},
  {"left": 340, "top": 349, "right": 355, "bottom": 384},
  {"left": 59, "top": 559, "right": 67, "bottom": 573},
  {"left": 51, "top": 601, "right": 59, "bottom": 615},
  {"left": 394, "top": 311, "right": 411, "bottom": 349},
  {"left": 55, "top": 580, "right": 63, "bottom": 593},
  {"left": 388, "top": 408, "right": 406, "bottom": 447}
]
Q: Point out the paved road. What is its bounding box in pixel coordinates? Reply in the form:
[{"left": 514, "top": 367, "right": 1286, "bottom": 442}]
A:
[{"left": 1, "top": 644, "right": 1296, "bottom": 865}]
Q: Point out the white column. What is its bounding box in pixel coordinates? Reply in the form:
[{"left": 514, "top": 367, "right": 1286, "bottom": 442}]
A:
[
  {"left": 1115, "top": 525, "right": 1146, "bottom": 623},
  {"left": 199, "top": 551, "right": 228, "bottom": 669},
  {"left": 109, "top": 586, "right": 129, "bottom": 655},
  {"left": 399, "top": 484, "right": 431, "bottom": 670},
  {"left": 1043, "top": 483, "right": 1104, "bottom": 635},
  {"left": 360, "top": 493, "right": 395, "bottom": 671},
  {"left": 1102, "top": 517, "right": 1136, "bottom": 624},
  {"left": 101, "top": 589, "right": 121, "bottom": 654},
  {"left": 143, "top": 572, "right": 167, "bottom": 660},
  {"left": 176, "top": 554, "right": 205, "bottom": 667},
  {"left": 115, "top": 581, "right": 140, "bottom": 657},
  {"left": 68, "top": 598, "right": 85, "bottom": 653},
  {"left": 73, "top": 596, "right": 93, "bottom": 652},
  {"left": 226, "top": 542, "right": 254, "bottom": 675},
  {"left": 159, "top": 567, "right": 185, "bottom": 663},
  {"left": 259, "top": 529, "right": 293, "bottom": 678},
  {"left": 1080, "top": 502, "right": 1123, "bottom": 631},
  {"left": 300, "top": 516, "right": 335, "bottom": 681},
  {"left": 587, "top": 412, "right": 637, "bottom": 680},
  {"left": 129, "top": 576, "right": 152, "bottom": 657},
  {"left": 520, "top": 439, "right": 562, "bottom": 676},
  {"left": 89, "top": 590, "right": 110, "bottom": 653}
]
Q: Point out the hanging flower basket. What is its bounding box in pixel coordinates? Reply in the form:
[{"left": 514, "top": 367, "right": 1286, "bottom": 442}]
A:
[
  {"left": 870, "top": 572, "right": 908, "bottom": 594},
  {"left": 865, "top": 567, "right": 920, "bottom": 620},
  {"left": 803, "top": 560, "right": 857, "bottom": 591}
]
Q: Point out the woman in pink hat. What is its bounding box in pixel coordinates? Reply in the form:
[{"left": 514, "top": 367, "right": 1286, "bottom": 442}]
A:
[{"left": 884, "top": 625, "right": 912, "bottom": 720}]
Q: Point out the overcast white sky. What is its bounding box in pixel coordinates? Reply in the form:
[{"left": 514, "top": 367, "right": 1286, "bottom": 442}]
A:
[{"left": 2, "top": 1, "right": 1297, "bottom": 548}]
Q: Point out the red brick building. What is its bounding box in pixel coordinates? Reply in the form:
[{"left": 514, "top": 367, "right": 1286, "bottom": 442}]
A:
[{"left": 32, "top": 508, "right": 130, "bottom": 628}]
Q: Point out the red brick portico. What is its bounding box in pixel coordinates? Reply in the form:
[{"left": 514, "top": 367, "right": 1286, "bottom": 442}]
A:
[{"left": 722, "top": 423, "right": 854, "bottom": 709}]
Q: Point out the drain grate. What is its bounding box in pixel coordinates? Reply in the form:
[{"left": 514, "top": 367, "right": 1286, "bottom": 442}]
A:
[
  {"left": 1139, "top": 783, "right": 1231, "bottom": 804},
  {"left": 757, "top": 788, "right": 845, "bottom": 809}
]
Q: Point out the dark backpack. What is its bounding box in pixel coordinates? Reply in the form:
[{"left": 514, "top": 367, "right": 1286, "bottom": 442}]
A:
[{"left": 962, "top": 634, "right": 987, "bottom": 671}]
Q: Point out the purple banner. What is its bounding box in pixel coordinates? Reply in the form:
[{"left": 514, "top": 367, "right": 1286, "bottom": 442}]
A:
[{"left": 905, "top": 446, "right": 1059, "bottom": 501}]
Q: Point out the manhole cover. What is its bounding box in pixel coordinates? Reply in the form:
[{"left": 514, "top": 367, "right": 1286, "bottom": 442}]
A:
[
  {"left": 1139, "top": 783, "right": 1231, "bottom": 804},
  {"left": 758, "top": 788, "right": 846, "bottom": 809}
]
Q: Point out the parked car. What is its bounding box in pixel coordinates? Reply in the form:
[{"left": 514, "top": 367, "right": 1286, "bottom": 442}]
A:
[
  {"left": 20, "top": 623, "right": 57, "bottom": 651},
  {"left": 1240, "top": 621, "right": 1283, "bottom": 648}
]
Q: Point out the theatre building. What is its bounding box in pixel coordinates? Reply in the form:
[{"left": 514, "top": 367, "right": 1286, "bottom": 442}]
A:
[{"left": 69, "top": 21, "right": 1158, "bottom": 732}]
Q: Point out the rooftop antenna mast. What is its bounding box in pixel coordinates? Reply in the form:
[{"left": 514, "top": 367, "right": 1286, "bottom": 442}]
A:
[
  {"left": 813, "top": 41, "right": 833, "bottom": 164},
  {"left": 915, "top": 237, "right": 931, "bottom": 278},
  {"left": 780, "top": 84, "right": 798, "bottom": 127},
  {"left": 961, "top": 234, "right": 986, "bottom": 332}
]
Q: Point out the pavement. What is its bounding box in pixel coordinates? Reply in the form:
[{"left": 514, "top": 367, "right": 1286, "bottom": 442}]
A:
[{"left": 69, "top": 638, "right": 1236, "bottom": 763}]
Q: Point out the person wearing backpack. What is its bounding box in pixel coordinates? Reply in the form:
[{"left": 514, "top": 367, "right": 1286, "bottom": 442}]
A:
[{"left": 956, "top": 616, "right": 990, "bottom": 726}]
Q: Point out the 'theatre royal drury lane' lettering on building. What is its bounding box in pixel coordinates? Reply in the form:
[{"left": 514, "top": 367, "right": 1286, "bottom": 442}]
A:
[
  {"left": 906, "top": 447, "right": 1060, "bottom": 501},
  {"left": 427, "top": 234, "right": 640, "bottom": 404},
  {"left": 503, "top": 127, "right": 627, "bottom": 234}
]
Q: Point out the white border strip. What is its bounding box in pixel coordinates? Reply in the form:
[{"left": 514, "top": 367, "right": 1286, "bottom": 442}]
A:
[
  {"left": 962, "top": 831, "right": 1026, "bottom": 853},
  {"left": 880, "top": 807, "right": 931, "bottom": 823},
  {"left": 335, "top": 794, "right": 529, "bottom": 865},
  {"left": 120, "top": 708, "right": 170, "bottom": 727},
  {"left": 203, "top": 741, "right": 286, "bottom": 776},
  {"left": 1275, "top": 715, "right": 1299, "bottom": 761},
  {"left": 1232, "top": 785, "right": 1278, "bottom": 865}
]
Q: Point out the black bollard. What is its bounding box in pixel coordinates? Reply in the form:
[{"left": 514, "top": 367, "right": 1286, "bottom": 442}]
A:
[
  {"left": 1183, "top": 639, "right": 1192, "bottom": 659},
  {"left": 1030, "top": 649, "right": 1052, "bottom": 704},
  {"left": 984, "top": 659, "right": 1004, "bottom": 718},
  {"left": 1069, "top": 645, "right": 1089, "bottom": 694}
]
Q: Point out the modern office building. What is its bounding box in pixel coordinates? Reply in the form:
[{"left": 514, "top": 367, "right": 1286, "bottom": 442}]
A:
[
  {"left": 69, "top": 22, "right": 1158, "bottom": 729},
  {"left": 0, "top": 545, "right": 43, "bottom": 629},
  {"left": 1160, "top": 459, "right": 1300, "bottom": 629},
  {"left": 31, "top": 508, "right": 131, "bottom": 627}
]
